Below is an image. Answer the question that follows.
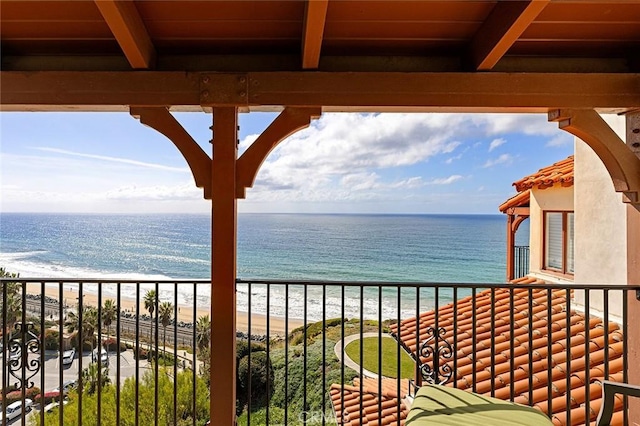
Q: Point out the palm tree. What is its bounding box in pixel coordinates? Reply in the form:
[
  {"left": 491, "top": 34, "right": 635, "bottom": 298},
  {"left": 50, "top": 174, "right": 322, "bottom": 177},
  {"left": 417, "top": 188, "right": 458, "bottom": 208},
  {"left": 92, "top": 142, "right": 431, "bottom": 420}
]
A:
[
  {"left": 143, "top": 290, "right": 157, "bottom": 349},
  {"left": 102, "top": 299, "right": 117, "bottom": 356},
  {"left": 66, "top": 305, "right": 98, "bottom": 354},
  {"left": 195, "top": 315, "right": 211, "bottom": 356},
  {"left": 81, "top": 362, "right": 110, "bottom": 395},
  {"left": 0, "top": 268, "right": 21, "bottom": 334},
  {"left": 158, "top": 301, "right": 173, "bottom": 360}
]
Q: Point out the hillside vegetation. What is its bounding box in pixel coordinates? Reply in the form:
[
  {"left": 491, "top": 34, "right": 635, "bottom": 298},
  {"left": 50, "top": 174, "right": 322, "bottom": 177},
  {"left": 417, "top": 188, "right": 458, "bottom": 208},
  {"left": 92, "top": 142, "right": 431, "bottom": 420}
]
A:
[{"left": 238, "top": 318, "right": 394, "bottom": 426}]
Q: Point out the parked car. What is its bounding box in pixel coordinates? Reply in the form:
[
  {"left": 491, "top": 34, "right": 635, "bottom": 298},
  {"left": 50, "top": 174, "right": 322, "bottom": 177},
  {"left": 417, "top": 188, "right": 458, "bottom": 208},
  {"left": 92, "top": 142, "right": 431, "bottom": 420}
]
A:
[
  {"left": 52, "top": 380, "right": 77, "bottom": 396},
  {"left": 61, "top": 348, "right": 75, "bottom": 365},
  {"left": 43, "top": 400, "right": 68, "bottom": 414},
  {"left": 92, "top": 348, "right": 108, "bottom": 365},
  {"left": 6, "top": 346, "right": 20, "bottom": 362},
  {"left": 0, "top": 398, "right": 33, "bottom": 422}
]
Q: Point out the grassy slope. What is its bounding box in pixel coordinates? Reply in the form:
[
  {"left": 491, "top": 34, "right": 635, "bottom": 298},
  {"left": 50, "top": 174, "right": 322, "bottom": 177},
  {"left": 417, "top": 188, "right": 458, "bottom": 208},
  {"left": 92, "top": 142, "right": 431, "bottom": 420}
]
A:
[
  {"left": 344, "top": 336, "right": 415, "bottom": 379},
  {"left": 237, "top": 318, "right": 397, "bottom": 426}
]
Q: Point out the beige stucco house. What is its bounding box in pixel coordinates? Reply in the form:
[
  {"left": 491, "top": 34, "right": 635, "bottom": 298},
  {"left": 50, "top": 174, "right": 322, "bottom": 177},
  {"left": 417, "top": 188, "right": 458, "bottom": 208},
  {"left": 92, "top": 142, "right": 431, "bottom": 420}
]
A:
[{"left": 501, "top": 115, "right": 632, "bottom": 321}]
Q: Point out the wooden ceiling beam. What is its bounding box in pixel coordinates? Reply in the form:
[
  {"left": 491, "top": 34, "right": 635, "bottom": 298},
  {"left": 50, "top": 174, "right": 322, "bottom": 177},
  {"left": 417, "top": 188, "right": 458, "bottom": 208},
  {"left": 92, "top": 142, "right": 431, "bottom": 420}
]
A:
[
  {"left": 301, "top": 0, "right": 329, "bottom": 69},
  {"left": 2, "top": 55, "right": 633, "bottom": 74},
  {"left": 1, "top": 71, "right": 639, "bottom": 112},
  {"left": 94, "top": 0, "right": 156, "bottom": 69},
  {"left": 469, "top": 0, "right": 550, "bottom": 71}
]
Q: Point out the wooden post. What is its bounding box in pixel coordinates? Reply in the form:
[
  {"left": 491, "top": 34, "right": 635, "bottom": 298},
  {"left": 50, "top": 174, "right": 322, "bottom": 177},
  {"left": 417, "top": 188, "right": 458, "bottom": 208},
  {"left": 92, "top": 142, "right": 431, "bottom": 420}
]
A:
[
  {"left": 210, "top": 107, "right": 238, "bottom": 425},
  {"left": 506, "top": 214, "right": 515, "bottom": 281}
]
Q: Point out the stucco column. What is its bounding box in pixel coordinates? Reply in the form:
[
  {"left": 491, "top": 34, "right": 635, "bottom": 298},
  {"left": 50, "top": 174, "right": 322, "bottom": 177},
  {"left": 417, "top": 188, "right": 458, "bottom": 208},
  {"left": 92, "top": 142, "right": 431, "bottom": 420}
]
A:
[
  {"left": 627, "top": 205, "right": 640, "bottom": 425},
  {"left": 210, "top": 107, "right": 239, "bottom": 425},
  {"left": 626, "top": 111, "right": 640, "bottom": 425}
]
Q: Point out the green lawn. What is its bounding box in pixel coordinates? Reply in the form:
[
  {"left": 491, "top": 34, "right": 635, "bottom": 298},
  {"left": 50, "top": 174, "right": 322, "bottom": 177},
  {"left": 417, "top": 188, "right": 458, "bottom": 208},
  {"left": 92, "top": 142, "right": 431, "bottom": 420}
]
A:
[{"left": 344, "top": 336, "right": 415, "bottom": 379}]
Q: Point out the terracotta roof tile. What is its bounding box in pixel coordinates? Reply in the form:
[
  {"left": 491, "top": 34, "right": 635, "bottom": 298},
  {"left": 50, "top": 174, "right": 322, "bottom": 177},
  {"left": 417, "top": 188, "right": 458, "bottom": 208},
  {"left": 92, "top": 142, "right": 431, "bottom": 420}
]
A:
[
  {"left": 329, "top": 378, "right": 410, "bottom": 426},
  {"left": 388, "top": 280, "right": 624, "bottom": 426},
  {"left": 513, "top": 156, "right": 574, "bottom": 192},
  {"left": 500, "top": 156, "right": 573, "bottom": 213},
  {"left": 499, "top": 189, "right": 530, "bottom": 212}
]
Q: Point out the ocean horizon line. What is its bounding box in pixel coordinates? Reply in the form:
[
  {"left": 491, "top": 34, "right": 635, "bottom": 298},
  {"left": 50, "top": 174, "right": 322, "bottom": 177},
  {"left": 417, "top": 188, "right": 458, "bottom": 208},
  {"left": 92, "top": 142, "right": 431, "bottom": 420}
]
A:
[
  {"left": 0, "top": 211, "right": 504, "bottom": 218},
  {"left": 1, "top": 213, "right": 516, "bottom": 321}
]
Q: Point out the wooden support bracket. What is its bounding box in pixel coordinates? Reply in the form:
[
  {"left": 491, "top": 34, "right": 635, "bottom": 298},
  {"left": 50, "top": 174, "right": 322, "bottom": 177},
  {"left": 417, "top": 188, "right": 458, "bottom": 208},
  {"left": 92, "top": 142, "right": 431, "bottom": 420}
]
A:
[
  {"left": 549, "top": 109, "right": 640, "bottom": 207},
  {"left": 512, "top": 215, "right": 528, "bottom": 233},
  {"left": 236, "top": 107, "right": 321, "bottom": 198},
  {"left": 130, "top": 107, "right": 212, "bottom": 199}
]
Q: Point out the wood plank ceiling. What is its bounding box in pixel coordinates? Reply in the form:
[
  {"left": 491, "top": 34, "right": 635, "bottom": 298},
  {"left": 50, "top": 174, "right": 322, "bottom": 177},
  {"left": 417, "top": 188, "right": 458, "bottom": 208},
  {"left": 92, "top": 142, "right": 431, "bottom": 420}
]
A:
[{"left": 2, "top": 0, "right": 639, "bottom": 73}]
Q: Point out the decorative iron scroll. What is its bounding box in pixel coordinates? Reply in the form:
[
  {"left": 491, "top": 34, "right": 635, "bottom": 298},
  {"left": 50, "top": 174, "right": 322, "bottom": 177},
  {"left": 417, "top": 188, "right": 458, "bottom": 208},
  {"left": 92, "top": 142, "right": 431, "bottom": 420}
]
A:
[
  {"left": 7, "top": 322, "right": 41, "bottom": 389},
  {"left": 418, "top": 326, "right": 454, "bottom": 385}
]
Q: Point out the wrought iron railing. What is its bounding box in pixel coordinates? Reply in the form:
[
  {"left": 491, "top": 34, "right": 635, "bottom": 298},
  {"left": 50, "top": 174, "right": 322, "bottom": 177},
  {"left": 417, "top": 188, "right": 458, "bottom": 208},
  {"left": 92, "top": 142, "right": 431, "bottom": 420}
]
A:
[
  {"left": 1, "top": 278, "right": 636, "bottom": 426},
  {"left": 1, "top": 279, "right": 206, "bottom": 426},
  {"left": 514, "top": 245, "right": 530, "bottom": 279}
]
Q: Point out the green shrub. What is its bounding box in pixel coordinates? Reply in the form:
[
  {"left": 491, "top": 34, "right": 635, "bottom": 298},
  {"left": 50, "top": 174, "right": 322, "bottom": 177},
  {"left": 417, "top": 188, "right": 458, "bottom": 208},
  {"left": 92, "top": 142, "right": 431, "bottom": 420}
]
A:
[
  {"left": 290, "top": 318, "right": 346, "bottom": 345},
  {"left": 44, "top": 329, "right": 59, "bottom": 350},
  {"left": 236, "top": 340, "right": 266, "bottom": 361},
  {"left": 33, "top": 371, "right": 210, "bottom": 426},
  {"left": 265, "top": 319, "right": 358, "bottom": 421},
  {"left": 69, "top": 332, "right": 96, "bottom": 351},
  {"left": 237, "top": 351, "right": 274, "bottom": 415},
  {"left": 154, "top": 353, "right": 176, "bottom": 367},
  {"left": 237, "top": 406, "right": 285, "bottom": 426}
]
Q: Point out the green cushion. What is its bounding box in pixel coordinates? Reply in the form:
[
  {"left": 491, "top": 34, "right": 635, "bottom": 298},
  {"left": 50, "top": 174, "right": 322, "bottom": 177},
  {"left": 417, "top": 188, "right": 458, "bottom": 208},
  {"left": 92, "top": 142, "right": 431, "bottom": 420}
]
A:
[{"left": 406, "top": 385, "right": 553, "bottom": 426}]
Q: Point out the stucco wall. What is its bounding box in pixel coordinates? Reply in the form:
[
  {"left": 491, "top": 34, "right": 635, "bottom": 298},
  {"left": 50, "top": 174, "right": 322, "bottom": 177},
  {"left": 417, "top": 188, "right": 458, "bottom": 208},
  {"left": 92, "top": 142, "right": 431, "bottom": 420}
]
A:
[
  {"left": 574, "top": 114, "right": 627, "bottom": 320},
  {"left": 528, "top": 186, "right": 574, "bottom": 284}
]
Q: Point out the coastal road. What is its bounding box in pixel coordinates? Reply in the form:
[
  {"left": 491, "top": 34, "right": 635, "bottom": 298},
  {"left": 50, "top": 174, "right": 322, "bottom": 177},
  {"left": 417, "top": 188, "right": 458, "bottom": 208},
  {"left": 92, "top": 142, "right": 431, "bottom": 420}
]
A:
[
  {"left": 23, "top": 299, "right": 199, "bottom": 348},
  {"left": 1, "top": 350, "right": 152, "bottom": 426}
]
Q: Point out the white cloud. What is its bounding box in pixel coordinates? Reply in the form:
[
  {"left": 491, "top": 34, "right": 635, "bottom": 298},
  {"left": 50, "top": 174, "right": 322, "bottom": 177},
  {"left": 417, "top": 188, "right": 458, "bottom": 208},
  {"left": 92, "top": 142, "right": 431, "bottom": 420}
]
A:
[
  {"left": 247, "top": 113, "right": 463, "bottom": 196},
  {"left": 390, "top": 177, "right": 424, "bottom": 189},
  {"left": 546, "top": 134, "right": 573, "bottom": 147},
  {"left": 105, "top": 181, "right": 202, "bottom": 201},
  {"left": 445, "top": 153, "right": 463, "bottom": 164},
  {"left": 473, "top": 114, "right": 560, "bottom": 137},
  {"left": 239, "top": 113, "right": 563, "bottom": 206},
  {"left": 33, "top": 147, "right": 188, "bottom": 173},
  {"left": 239, "top": 134, "right": 259, "bottom": 154},
  {"left": 483, "top": 154, "right": 514, "bottom": 168},
  {"left": 428, "top": 175, "right": 463, "bottom": 185},
  {"left": 2, "top": 111, "right": 570, "bottom": 213},
  {"left": 488, "top": 138, "right": 507, "bottom": 152},
  {"left": 340, "top": 172, "right": 380, "bottom": 191},
  {"left": 340, "top": 174, "right": 425, "bottom": 192}
]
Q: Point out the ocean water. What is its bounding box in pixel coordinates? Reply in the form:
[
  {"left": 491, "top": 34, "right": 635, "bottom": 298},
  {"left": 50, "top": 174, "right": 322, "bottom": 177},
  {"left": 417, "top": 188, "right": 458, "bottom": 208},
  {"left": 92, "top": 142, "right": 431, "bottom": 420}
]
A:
[{"left": 0, "top": 213, "right": 528, "bottom": 321}]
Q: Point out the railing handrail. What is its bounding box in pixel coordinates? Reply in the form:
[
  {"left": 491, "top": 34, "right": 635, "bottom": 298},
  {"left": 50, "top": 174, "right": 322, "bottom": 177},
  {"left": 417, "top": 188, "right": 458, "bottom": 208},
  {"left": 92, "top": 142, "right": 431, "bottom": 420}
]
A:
[
  {"left": 1, "top": 276, "right": 634, "bottom": 425},
  {"left": 2, "top": 277, "right": 639, "bottom": 291}
]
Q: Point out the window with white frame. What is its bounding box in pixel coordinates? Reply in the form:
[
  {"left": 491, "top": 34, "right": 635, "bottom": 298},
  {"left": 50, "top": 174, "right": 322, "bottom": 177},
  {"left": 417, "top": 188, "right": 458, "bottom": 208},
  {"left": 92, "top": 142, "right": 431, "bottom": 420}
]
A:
[{"left": 544, "top": 211, "right": 574, "bottom": 274}]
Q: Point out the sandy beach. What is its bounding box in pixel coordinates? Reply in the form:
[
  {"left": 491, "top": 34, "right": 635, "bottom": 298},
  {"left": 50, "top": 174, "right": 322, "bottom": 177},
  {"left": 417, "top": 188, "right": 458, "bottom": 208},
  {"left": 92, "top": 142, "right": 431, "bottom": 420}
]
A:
[{"left": 26, "top": 283, "right": 302, "bottom": 336}]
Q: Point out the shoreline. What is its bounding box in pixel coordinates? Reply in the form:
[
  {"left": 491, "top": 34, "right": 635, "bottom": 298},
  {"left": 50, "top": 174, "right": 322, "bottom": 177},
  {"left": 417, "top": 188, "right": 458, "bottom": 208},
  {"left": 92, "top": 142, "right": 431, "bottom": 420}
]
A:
[{"left": 25, "top": 284, "right": 303, "bottom": 335}]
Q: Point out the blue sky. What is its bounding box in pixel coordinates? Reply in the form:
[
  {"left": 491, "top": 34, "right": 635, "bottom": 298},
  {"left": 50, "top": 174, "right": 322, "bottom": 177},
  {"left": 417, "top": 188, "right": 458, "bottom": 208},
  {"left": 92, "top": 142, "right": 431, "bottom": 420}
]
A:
[{"left": 0, "top": 112, "right": 573, "bottom": 214}]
